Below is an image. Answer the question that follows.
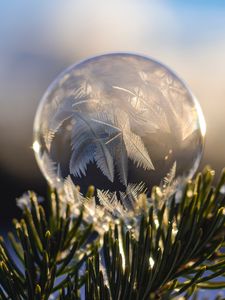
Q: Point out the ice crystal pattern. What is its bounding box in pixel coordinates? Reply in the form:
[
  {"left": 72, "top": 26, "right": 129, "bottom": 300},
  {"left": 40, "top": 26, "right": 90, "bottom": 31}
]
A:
[{"left": 33, "top": 53, "right": 205, "bottom": 199}]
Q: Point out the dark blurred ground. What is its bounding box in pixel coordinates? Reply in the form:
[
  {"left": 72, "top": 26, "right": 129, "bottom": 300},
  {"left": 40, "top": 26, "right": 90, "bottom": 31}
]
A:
[{"left": 0, "top": 0, "right": 225, "bottom": 229}]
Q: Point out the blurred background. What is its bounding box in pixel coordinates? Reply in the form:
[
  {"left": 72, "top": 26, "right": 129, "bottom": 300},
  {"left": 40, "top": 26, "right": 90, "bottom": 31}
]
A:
[{"left": 0, "top": 0, "right": 225, "bottom": 228}]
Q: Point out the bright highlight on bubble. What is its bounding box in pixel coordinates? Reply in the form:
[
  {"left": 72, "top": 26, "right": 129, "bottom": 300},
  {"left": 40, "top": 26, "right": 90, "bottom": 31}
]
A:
[
  {"left": 33, "top": 53, "right": 205, "bottom": 197},
  {"left": 32, "top": 141, "right": 41, "bottom": 153}
]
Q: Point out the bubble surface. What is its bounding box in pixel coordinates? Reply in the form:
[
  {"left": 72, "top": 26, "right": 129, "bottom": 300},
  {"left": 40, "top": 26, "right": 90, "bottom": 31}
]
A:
[{"left": 33, "top": 53, "right": 205, "bottom": 194}]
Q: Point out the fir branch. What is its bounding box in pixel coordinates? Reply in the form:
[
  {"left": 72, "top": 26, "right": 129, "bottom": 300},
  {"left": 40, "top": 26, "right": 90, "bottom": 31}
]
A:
[
  {"left": 0, "top": 167, "right": 225, "bottom": 299},
  {"left": 0, "top": 191, "right": 96, "bottom": 300},
  {"left": 85, "top": 168, "right": 225, "bottom": 300}
]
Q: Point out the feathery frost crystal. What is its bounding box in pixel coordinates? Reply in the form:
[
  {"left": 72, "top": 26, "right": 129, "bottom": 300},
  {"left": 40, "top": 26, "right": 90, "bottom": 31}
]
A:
[{"left": 33, "top": 53, "right": 205, "bottom": 203}]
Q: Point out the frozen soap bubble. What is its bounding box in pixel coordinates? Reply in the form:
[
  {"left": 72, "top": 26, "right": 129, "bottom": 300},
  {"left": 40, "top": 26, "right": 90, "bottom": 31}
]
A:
[{"left": 33, "top": 53, "right": 206, "bottom": 195}]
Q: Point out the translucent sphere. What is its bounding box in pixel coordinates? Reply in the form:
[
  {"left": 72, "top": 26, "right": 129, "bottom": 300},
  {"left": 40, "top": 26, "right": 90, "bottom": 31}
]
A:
[{"left": 33, "top": 53, "right": 206, "bottom": 194}]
